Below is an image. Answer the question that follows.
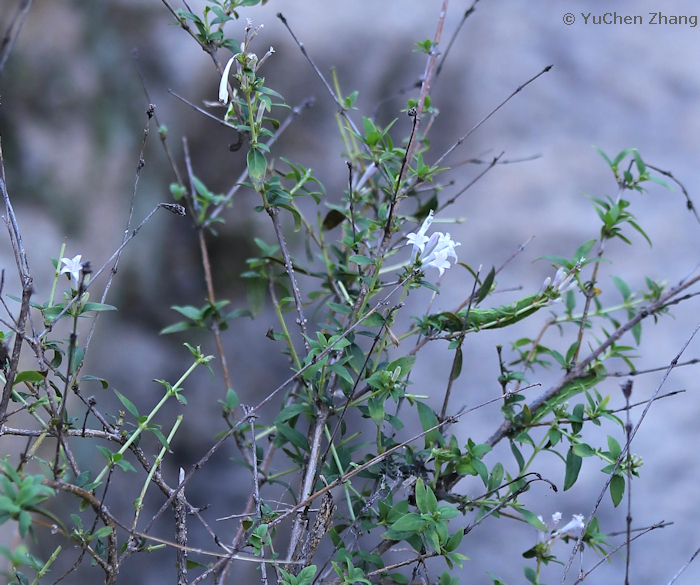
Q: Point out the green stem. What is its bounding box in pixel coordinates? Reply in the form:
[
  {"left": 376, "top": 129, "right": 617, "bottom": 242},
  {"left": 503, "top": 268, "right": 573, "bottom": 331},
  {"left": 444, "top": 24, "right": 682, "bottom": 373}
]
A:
[
  {"left": 94, "top": 360, "right": 200, "bottom": 484},
  {"left": 48, "top": 242, "right": 66, "bottom": 308},
  {"left": 133, "top": 415, "right": 183, "bottom": 522}
]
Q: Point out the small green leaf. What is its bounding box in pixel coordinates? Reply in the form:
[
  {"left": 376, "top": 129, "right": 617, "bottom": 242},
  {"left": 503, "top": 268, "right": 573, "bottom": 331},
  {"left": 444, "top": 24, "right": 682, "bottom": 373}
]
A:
[
  {"left": 13, "top": 371, "right": 46, "bottom": 385},
  {"left": 247, "top": 277, "right": 267, "bottom": 317},
  {"left": 247, "top": 147, "right": 267, "bottom": 191},
  {"left": 611, "top": 275, "right": 631, "bottom": 300},
  {"left": 81, "top": 302, "right": 117, "bottom": 312},
  {"left": 275, "top": 423, "right": 310, "bottom": 452},
  {"left": 518, "top": 508, "right": 547, "bottom": 531},
  {"left": 524, "top": 565, "right": 538, "bottom": 584},
  {"left": 573, "top": 443, "right": 596, "bottom": 457},
  {"left": 416, "top": 401, "right": 440, "bottom": 446},
  {"left": 349, "top": 254, "right": 373, "bottom": 266},
  {"left": 564, "top": 448, "right": 582, "bottom": 490},
  {"left": 476, "top": 267, "right": 496, "bottom": 304},
  {"left": 114, "top": 389, "right": 139, "bottom": 420},
  {"left": 610, "top": 473, "right": 625, "bottom": 507},
  {"left": 80, "top": 375, "right": 109, "bottom": 390}
]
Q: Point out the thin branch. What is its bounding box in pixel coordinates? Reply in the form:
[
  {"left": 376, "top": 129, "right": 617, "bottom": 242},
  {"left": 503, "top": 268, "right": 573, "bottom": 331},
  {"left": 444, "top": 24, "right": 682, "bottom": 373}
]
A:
[
  {"left": 434, "top": 0, "right": 481, "bottom": 79},
  {"left": 433, "top": 65, "right": 552, "bottom": 169},
  {"left": 175, "top": 468, "right": 189, "bottom": 585},
  {"left": 0, "top": 0, "right": 34, "bottom": 79},
  {"left": 267, "top": 206, "right": 310, "bottom": 351},
  {"left": 605, "top": 358, "right": 700, "bottom": 377},
  {"left": 437, "top": 152, "right": 503, "bottom": 213},
  {"left": 645, "top": 163, "right": 700, "bottom": 226},
  {"left": 573, "top": 521, "right": 668, "bottom": 584},
  {"left": 169, "top": 89, "right": 240, "bottom": 130}
]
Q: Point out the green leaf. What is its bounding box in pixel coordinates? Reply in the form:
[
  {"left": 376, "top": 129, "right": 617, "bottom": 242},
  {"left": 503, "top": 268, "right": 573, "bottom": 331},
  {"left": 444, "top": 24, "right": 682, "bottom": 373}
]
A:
[
  {"left": 367, "top": 397, "right": 385, "bottom": 426},
  {"left": 524, "top": 565, "right": 537, "bottom": 584},
  {"left": 632, "top": 149, "right": 646, "bottom": 175},
  {"left": 322, "top": 209, "right": 346, "bottom": 231},
  {"left": 81, "top": 375, "right": 109, "bottom": 390},
  {"left": 610, "top": 473, "right": 625, "bottom": 507},
  {"left": 612, "top": 147, "right": 636, "bottom": 168},
  {"left": 247, "top": 277, "right": 267, "bottom": 317},
  {"left": 275, "top": 423, "right": 310, "bottom": 452},
  {"left": 171, "top": 305, "right": 203, "bottom": 321},
  {"left": 13, "top": 371, "right": 46, "bottom": 385},
  {"left": 416, "top": 401, "right": 440, "bottom": 446},
  {"left": 593, "top": 146, "right": 613, "bottom": 169},
  {"left": 611, "top": 275, "right": 631, "bottom": 300},
  {"left": 349, "top": 254, "right": 373, "bottom": 266},
  {"left": 114, "top": 389, "right": 139, "bottom": 420},
  {"left": 247, "top": 147, "right": 267, "bottom": 191},
  {"left": 564, "top": 448, "right": 582, "bottom": 490},
  {"left": 386, "top": 356, "right": 417, "bottom": 376},
  {"left": 388, "top": 512, "right": 426, "bottom": 533},
  {"left": 159, "top": 321, "right": 195, "bottom": 335},
  {"left": 573, "top": 239, "right": 597, "bottom": 262},
  {"left": 573, "top": 443, "right": 596, "bottom": 457},
  {"left": 81, "top": 302, "right": 117, "bottom": 312},
  {"left": 476, "top": 267, "right": 496, "bottom": 304},
  {"left": 518, "top": 508, "right": 547, "bottom": 531},
  {"left": 450, "top": 348, "right": 463, "bottom": 381},
  {"left": 607, "top": 436, "right": 621, "bottom": 459}
]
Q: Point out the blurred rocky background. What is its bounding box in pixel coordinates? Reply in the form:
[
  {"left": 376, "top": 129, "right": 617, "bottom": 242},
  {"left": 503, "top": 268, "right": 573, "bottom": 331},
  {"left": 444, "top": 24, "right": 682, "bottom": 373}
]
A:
[{"left": 0, "top": 0, "right": 699, "bottom": 583}]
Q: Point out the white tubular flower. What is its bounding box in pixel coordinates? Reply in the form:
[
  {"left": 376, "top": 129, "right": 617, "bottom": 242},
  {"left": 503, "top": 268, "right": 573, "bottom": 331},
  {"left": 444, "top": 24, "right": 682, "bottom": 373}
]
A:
[
  {"left": 256, "top": 46, "right": 275, "bottom": 70},
  {"left": 60, "top": 255, "right": 83, "bottom": 285},
  {"left": 405, "top": 210, "right": 435, "bottom": 262},
  {"left": 353, "top": 162, "right": 377, "bottom": 193},
  {"left": 551, "top": 512, "right": 562, "bottom": 526},
  {"left": 555, "top": 514, "right": 585, "bottom": 538},
  {"left": 218, "top": 56, "right": 237, "bottom": 105}
]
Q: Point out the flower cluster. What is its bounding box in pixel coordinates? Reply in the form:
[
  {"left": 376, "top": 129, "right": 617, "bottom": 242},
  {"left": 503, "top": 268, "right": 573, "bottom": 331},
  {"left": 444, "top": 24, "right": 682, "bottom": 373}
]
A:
[
  {"left": 539, "top": 261, "right": 583, "bottom": 303},
  {"left": 405, "top": 210, "right": 460, "bottom": 276}
]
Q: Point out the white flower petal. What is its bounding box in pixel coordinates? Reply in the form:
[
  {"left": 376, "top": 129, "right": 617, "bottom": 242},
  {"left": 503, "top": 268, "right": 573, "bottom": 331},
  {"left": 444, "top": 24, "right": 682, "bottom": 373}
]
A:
[
  {"left": 218, "top": 56, "right": 236, "bottom": 104},
  {"left": 60, "top": 255, "right": 84, "bottom": 284}
]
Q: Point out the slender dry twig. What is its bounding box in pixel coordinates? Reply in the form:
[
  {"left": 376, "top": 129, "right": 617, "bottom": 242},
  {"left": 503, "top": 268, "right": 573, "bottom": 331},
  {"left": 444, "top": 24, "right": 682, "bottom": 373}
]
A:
[
  {"left": 621, "top": 379, "right": 633, "bottom": 585},
  {"left": 0, "top": 158, "right": 33, "bottom": 423},
  {"left": 175, "top": 468, "right": 189, "bottom": 585},
  {"left": 667, "top": 546, "right": 700, "bottom": 584},
  {"left": 0, "top": 0, "right": 34, "bottom": 79},
  {"left": 572, "top": 521, "right": 668, "bottom": 584},
  {"left": 433, "top": 65, "right": 552, "bottom": 169},
  {"left": 645, "top": 163, "right": 700, "bottom": 226},
  {"left": 267, "top": 206, "right": 310, "bottom": 351},
  {"left": 605, "top": 358, "right": 699, "bottom": 377},
  {"left": 181, "top": 137, "right": 234, "bottom": 394},
  {"left": 436, "top": 152, "right": 503, "bottom": 213}
]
